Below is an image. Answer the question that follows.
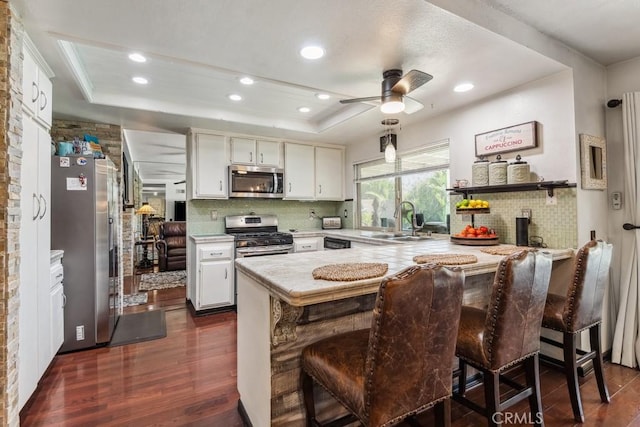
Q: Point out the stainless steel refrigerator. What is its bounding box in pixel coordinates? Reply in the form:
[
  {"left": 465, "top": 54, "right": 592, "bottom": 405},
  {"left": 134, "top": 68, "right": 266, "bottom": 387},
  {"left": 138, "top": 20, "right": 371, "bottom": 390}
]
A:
[{"left": 51, "top": 156, "right": 119, "bottom": 352}]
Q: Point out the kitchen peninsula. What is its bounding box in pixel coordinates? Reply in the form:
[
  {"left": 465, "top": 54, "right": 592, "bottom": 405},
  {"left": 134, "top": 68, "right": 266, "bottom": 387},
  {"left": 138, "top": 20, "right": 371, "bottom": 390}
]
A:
[{"left": 234, "top": 237, "right": 574, "bottom": 426}]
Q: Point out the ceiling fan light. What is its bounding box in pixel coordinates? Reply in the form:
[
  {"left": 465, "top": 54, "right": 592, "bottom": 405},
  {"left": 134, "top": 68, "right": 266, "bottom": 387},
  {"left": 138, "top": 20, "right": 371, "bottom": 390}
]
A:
[{"left": 380, "top": 100, "right": 404, "bottom": 114}]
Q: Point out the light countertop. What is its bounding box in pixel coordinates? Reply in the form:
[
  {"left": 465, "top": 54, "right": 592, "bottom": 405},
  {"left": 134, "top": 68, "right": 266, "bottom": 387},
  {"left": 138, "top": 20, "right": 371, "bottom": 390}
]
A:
[{"left": 235, "top": 238, "right": 574, "bottom": 306}]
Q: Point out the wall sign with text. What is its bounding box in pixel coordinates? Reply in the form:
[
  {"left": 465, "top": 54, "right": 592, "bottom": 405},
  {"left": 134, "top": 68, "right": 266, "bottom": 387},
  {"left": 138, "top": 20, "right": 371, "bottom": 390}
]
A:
[{"left": 475, "top": 121, "right": 538, "bottom": 157}]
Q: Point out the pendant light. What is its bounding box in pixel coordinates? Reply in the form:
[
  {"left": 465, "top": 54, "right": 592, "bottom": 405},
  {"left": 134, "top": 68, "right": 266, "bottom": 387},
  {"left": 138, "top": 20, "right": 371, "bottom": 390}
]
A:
[{"left": 381, "top": 119, "right": 399, "bottom": 163}]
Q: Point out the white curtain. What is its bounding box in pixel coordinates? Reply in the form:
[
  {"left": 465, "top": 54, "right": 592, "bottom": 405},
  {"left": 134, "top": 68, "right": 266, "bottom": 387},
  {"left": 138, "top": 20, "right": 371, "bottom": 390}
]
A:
[{"left": 612, "top": 92, "right": 640, "bottom": 368}]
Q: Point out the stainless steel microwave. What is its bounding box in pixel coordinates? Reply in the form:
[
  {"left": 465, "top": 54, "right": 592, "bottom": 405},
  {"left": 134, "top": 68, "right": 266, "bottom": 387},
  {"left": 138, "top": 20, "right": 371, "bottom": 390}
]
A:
[{"left": 229, "top": 165, "right": 284, "bottom": 198}]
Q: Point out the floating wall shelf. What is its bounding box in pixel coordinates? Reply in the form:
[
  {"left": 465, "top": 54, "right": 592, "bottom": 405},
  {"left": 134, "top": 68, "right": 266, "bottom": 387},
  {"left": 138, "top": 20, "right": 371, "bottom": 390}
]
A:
[{"left": 447, "top": 180, "right": 577, "bottom": 198}]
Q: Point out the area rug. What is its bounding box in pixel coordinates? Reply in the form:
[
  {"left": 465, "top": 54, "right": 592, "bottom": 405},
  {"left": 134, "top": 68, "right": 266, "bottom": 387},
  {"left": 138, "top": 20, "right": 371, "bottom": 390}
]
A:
[
  {"left": 122, "top": 293, "right": 148, "bottom": 307},
  {"left": 139, "top": 270, "right": 186, "bottom": 291},
  {"left": 109, "top": 309, "right": 166, "bottom": 347}
]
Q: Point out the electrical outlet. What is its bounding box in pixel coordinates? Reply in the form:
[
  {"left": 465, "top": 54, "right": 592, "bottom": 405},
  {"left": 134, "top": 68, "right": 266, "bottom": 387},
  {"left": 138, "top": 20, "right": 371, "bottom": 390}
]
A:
[
  {"left": 210, "top": 210, "right": 218, "bottom": 221},
  {"left": 546, "top": 194, "right": 557, "bottom": 205},
  {"left": 309, "top": 209, "right": 317, "bottom": 218},
  {"left": 521, "top": 208, "right": 532, "bottom": 221}
]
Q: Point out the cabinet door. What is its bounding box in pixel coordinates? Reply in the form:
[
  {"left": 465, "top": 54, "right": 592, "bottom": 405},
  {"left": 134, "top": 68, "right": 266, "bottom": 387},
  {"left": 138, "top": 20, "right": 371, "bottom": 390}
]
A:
[
  {"left": 284, "top": 143, "right": 315, "bottom": 199},
  {"left": 199, "top": 260, "right": 234, "bottom": 308},
  {"left": 18, "top": 118, "right": 39, "bottom": 410},
  {"left": 22, "top": 48, "right": 39, "bottom": 116},
  {"left": 36, "top": 71, "right": 52, "bottom": 127},
  {"left": 257, "top": 140, "right": 281, "bottom": 167},
  {"left": 230, "top": 137, "right": 256, "bottom": 164},
  {"left": 315, "top": 147, "right": 344, "bottom": 200},
  {"left": 50, "top": 284, "right": 64, "bottom": 357},
  {"left": 193, "top": 133, "right": 228, "bottom": 198}
]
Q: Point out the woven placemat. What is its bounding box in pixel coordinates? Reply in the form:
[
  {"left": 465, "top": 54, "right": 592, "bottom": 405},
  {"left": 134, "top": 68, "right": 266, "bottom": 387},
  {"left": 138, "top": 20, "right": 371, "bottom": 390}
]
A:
[
  {"left": 480, "top": 245, "right": 526, "bottom": 256},
  {"left": 312, "top": 263, "right": 388, "bottom": 281},
  {"left": 413, "top": 253, "right": 478, "bottom": 265}
]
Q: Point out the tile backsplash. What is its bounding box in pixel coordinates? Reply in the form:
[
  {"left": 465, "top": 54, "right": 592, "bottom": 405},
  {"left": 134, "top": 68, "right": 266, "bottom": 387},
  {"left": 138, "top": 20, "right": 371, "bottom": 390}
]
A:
[
  {"left": 449, "top": 188, "right": 577, "bottom": 249},
  {"left": 188, "top": 199, "right": 353, "bottom": 234}
]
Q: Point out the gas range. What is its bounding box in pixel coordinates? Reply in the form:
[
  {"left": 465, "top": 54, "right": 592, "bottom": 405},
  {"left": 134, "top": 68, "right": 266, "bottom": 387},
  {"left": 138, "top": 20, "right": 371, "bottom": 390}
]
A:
[{"left": 225, "top": 214, "right": 294, "bottom": 257}]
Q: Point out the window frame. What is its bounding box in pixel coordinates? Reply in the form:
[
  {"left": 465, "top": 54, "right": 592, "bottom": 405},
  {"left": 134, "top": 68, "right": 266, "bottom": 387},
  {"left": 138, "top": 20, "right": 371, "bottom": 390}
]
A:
[{"left": 354, "top": 140, "right": 450, "bottom": 232}]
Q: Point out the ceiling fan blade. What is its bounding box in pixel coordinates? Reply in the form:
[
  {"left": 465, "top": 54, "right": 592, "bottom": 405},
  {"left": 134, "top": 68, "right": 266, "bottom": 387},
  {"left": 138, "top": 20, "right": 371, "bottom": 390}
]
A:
[
  {"left": 403, "top": 96, "right": 424, "bottom": 114},
  {"left": 392, "top": 70, "right": 433, "bottom": 95},
  {"left": 340, "top": 96, "right": 381, "bottom": 104}
]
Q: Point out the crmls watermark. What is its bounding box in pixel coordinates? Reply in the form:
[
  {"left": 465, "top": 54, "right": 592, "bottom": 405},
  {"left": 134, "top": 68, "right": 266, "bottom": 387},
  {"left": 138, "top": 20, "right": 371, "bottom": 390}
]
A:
[{"left": 491, "top": 411, "right": 544, "bottom": 424}]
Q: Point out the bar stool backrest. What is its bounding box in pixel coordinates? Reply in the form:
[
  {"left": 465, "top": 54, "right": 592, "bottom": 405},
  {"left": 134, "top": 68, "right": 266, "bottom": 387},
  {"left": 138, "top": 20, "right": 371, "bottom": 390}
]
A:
[
  {"left": 364, "top": 264, "right": 464, "bottom": 427},
  {"left": 483, "top": 250, "right": 553, "bottom": 371}
]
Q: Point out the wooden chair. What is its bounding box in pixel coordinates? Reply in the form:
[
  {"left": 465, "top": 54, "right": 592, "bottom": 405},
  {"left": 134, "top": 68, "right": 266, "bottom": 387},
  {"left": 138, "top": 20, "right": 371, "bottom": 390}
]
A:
[
  {"left": 454, "top": 250, "right": 553, "bottom": 427},
  {"left": 540, "top": 240, "right": 613, "bottom": 422},
  {"left": 301, "top": 264, "right": 464, "bottom": 427}
]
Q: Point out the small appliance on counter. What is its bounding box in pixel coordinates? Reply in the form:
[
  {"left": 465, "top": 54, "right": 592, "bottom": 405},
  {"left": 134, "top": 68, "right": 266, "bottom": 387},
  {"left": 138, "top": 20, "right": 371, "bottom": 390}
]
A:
[
  {"left": 516, "top": 216, "right": 529, "bottom": 246},
  {"left": 322, "top": 216, "right": 342, "bottom": 229}
]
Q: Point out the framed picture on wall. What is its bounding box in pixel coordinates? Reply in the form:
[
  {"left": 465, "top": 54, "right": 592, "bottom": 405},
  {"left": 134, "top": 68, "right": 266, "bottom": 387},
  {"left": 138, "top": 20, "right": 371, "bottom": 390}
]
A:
[
  {"left": 579, "top": 134, "right": 607, "bottom": 190},
  {"left": 475, "top": 121, "right": 538, "bottom": 157}
]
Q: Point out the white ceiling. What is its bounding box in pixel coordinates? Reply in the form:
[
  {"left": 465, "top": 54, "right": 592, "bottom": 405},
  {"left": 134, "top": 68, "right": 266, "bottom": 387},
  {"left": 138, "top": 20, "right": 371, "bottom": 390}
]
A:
[{"left": 11, "top": 0, "right": 640, "bottom": 182}]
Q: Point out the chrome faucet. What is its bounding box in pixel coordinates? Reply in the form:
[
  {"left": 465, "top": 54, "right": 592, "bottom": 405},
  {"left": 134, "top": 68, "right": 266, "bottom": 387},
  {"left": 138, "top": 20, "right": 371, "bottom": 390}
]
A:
[{"left": 393, "top": 200, "right": 420, "bottom": 236}]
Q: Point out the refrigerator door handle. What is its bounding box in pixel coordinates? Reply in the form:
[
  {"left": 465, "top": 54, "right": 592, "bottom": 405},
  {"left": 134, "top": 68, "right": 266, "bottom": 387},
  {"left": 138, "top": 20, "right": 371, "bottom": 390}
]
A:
[
  {"left": 32, "top": 193, "right": 40, "bottom": 220},
  {"left": 39, "top": 194, "right": 47, "bottom": 219}
]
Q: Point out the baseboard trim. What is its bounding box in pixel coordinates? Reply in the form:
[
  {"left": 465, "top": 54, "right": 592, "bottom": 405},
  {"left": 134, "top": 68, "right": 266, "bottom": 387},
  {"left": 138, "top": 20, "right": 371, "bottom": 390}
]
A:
[{"left": 237, "top": 399, "right": 253, "bottom": 427}]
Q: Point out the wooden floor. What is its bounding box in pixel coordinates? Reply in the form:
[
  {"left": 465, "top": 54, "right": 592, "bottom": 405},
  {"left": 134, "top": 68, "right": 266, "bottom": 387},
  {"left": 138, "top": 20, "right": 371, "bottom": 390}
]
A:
[{"left": 20, "top": 281, "right": 640, "bottom": 426}]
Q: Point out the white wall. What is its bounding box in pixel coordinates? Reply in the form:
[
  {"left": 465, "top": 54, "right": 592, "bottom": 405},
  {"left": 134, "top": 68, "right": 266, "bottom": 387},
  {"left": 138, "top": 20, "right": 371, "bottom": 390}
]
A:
[
  {"left": 346, "top": 70, "right": 577, "bottom": 199},
  {"left": 604, "top": 56, "right": 640, "bottom": 350}
]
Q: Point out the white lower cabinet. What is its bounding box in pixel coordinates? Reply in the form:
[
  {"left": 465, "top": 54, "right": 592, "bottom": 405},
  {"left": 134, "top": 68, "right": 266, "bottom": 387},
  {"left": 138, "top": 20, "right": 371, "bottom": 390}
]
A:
[
  {"left": 49, "top": 262, "right": 64, "bottom": 358},
  {"left": 188, "top": 237, "right": 235, "bottom": 311}
]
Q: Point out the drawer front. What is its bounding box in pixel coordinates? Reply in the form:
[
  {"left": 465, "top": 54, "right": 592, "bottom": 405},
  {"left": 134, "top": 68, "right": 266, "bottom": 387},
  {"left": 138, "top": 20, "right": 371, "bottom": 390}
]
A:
[
  {"left": 294, "top": 238, "right": 319, "bottom": 253},
  {"left": 50, "top": 264, "right": 64, "bottom": 287},
  {"left": 198, "top": 245, "right": 233, "bottom": 261}
]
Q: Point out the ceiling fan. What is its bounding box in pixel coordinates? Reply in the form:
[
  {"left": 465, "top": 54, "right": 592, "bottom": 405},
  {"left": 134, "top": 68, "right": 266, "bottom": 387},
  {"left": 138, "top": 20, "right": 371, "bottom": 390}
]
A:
[{"left": 340, "top": 69, "right": 433, "bottom": 114}]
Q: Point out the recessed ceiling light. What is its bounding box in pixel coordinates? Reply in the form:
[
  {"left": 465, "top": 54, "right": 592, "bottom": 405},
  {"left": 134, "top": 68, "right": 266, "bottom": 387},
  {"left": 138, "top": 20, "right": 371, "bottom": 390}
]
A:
[
  {"left": 132, "top": 76, "right": 148, "bottom": 85},
  {"left": 300, "top": 45, "right": 325, "bottom": 60},
  {"left": 454, "top": 82, "right": 474, "bottom": 92},
  {"left": 228, "top": 94, "right": 243, "bottom": 101},
  {"left": 239, "top": 77, "right": 254, "bottom": 85},
  {"left": 128, "top": 53, "right": 147, "bottom": 63},
  {"left": 315, "top": 93, "right": 330, "bottom": 100},
  {"left": 298, "top": 106, "right": 311, "bottom": 113}
]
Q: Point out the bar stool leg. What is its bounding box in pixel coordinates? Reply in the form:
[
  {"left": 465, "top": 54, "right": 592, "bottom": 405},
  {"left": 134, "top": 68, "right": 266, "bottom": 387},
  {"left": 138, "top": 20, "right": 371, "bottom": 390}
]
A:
[
  {"left": 589, "top": 324, "right": 611, "bottom": 403},
  {"left": 484, "top": 371, "right": 501, "bottom": 427},
  {"left": 457, "top": 359, "right": 468, "bottom": 396},
  {"left": 301, "top": 371, "right": 318, "bottom": 427},
  {"left": 525, "top": 354, "right": 544, "bottom": 427},
  {"left": 563, "top": 331, "right": 584, "bottom": 423},
  {"left": 433, "top": 399, "right": 451, "bottom": 427}
]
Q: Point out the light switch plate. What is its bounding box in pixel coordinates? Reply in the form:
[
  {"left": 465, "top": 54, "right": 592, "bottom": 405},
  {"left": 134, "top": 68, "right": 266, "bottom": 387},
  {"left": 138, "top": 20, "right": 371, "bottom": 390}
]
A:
[{"left": 612, "top": 191, "right": 622, "bottom": 210}]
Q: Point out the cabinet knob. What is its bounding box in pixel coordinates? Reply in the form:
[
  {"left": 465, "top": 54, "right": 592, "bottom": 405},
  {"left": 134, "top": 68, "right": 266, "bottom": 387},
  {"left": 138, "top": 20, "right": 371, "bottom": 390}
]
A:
[
  {"left": 319, "top": 184, "right": 322, "bottom": 194},
  {"left": 32, "top": 193, "right": 40, "bottom": 220},
  {"left": 219, "top": 180, "right": 222, "bottom": 191},
  {"left": 260, "top": 153, "right": 264, "bottom": 163},
  {"left": 224, "top": 268, "right": 228, "bottom": 279}
]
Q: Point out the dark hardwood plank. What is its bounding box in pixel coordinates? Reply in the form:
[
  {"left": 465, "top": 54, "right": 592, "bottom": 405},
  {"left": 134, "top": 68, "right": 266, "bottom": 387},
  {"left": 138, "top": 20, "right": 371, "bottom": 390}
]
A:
[{"left": 21, "top": 288, "right": 640, "bottom": 426}]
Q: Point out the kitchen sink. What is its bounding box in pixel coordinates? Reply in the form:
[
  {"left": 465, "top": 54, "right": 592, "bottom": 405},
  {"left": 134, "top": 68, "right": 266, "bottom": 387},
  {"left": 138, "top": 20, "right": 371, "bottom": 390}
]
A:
[{"left": 370, "top": 234, "right": 428, "bottom": 241}]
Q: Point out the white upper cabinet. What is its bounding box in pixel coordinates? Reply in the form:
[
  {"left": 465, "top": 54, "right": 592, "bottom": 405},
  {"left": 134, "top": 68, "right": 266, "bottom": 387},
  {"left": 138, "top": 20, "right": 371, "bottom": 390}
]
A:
[
  {"left": 231, "top": 137, "right": 282, "bottom": 167},
  {"left": 190, "top": 132, "right": 229, "bottom": 199},
  {"left": 315, "top": 147, "right": 344, "bottom": 200},
  {"left": 22, "top": 38, "right": 53, "bottom": 128},
  {"left": 284, "top": 143, "right": 315, "bottom": 200}
]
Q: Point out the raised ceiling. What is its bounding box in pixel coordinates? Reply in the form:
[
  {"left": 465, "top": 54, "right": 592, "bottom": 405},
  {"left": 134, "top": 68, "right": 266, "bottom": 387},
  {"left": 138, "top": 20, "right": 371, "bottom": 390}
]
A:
[{"left": 11, "top": 0, "right": 640, "bottom": 181}]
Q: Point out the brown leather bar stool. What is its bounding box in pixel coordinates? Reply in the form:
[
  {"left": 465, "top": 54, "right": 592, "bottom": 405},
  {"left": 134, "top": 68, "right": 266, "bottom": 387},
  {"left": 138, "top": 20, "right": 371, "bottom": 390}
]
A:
[
  {"left": 540, "top": 240, "right": 613, "bottom": 423},
  {"left": 454, "top": 250, "right": 553, "bottom": 427},
  {"left": 301, "top": 264, "right": 464, "bottom": 427}
]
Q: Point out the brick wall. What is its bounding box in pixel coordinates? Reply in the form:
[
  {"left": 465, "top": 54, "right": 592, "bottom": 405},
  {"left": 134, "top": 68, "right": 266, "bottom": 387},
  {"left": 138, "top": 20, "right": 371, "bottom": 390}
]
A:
[{"left": 2, "top": 2, "right": 23, "bottom": 425}]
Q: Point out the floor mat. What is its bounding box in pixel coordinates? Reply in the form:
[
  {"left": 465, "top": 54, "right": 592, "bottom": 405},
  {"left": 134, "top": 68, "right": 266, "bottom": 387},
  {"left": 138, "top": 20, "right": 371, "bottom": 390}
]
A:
[{"left": 109, "top": 309, "right": 167, "bottom": 347}]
